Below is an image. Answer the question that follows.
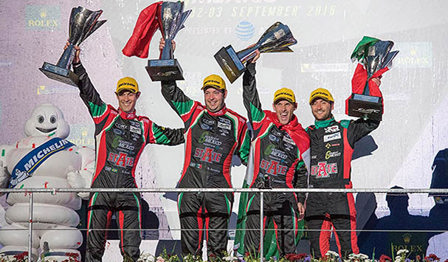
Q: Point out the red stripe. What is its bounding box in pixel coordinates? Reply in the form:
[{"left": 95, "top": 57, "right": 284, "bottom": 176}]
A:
[
  {"left": 319, "top": 214, "right": 332, "bottom": 257},
  {"left": 346, "top": 189, "right": 359, "bottom": 254},
  {"left": 343, "top": 128, "right": 354, "bottom": 180},
  {"left": 222, "top": 142, "right": 237, "bottom": 187},
  {"left": 250, "top": 141, "right": 262, "bottom": 188},
  {"left": 273, "top": 220, "right": 281, "bottom": 251},
  {"left": 91, "top": 132, "right": 107, "bottom": 184},
  {"left": 118, "top": 211, "right": 125, "bottom": 254},
  {"left": 205, "top": 208, "right": 210, "bottom": 243},
  {"left": 333, "top": 222, "right": 342, "bottom": 256},
  {"left": 179, "top": 130, "right": 192, "bottom": 184},
  {"left": 285, "top": 159, "right": 298, "bottom": 189},
  {"left": 258, "top": 216, "right": 268, "bottom": 252},
  {"left": 197, "top": 206, "right": 204, "bottom": 251},
  {"left": 93, "top": 105, "right": 113, "bottom": 124}
]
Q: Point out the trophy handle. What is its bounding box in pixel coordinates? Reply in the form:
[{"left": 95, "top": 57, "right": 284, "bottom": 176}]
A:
[{"left": 56, "top": 44, "right": 76, "bottom": 70}]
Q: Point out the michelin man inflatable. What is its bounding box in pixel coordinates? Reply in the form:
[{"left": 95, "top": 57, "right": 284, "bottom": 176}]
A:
[{"left": 0, "top": 104, "right": 95, "bottom": 262}]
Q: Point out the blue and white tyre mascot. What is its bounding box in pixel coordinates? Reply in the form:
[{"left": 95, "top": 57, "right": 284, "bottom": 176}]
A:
[{"left": 0, "top": 104, "right": 95, "bottom": 262}]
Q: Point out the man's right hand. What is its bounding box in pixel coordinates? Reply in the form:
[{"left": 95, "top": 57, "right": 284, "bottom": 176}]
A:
[
  {"left": 64, "top": 42, "right": 81, "bottom": 64},
  {"left": 159, "top": 38, "right": 176, "bottom": 53}
]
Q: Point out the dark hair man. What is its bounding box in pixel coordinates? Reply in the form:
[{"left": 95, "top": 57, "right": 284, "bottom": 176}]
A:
[
  {"left": 71, "top": 46, "right": 184, "bottom": 262},
  {"left": 159, "top": 40, "right": 251, "bottom": 260},
  {"left": 305, "top": 81, "right": 381, "bottom": 258},
  {"left": 237, "top": 51, "right": 310, "bottom": 259}
]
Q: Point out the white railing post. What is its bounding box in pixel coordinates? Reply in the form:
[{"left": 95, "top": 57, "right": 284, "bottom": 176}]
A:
[{"left": 28, "top": 192, "right": 33, "bottom": 262}]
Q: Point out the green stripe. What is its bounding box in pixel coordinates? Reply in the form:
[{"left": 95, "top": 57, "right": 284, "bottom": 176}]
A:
[
  {"left": 172, "top": 100, "right": 194, "bottom": 116},
  {"left": 224, "top": 194, "right": 231, "bottom": 215},
  {"left": 249, "top": 103, "right": 264, "bottom": 122},
  {"left": 88, "top": 101, "right": 107, "bottom": 117},
  {"left": 132, "top": 193, "right": 142, "bottom": 230},
  {"left": 177, "top": 192, "right": 184, "bottom": 211},
  {"left": 340, "top": 119, "right": 350, "bottom": 129},
  {"left": 152, "top": 123, "right": 171, "bottom": 144},
  {"left": 87, "top": 192, "right": 99, "bottom": 230}
]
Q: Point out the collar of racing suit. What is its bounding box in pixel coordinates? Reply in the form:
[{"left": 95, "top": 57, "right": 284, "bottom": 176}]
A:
[
  {"left": 267, "top": 111, "right": 302, "bottom": 131},
  {"left": 118, "top": 109, "right": 137, "bottom": 120},
  {"left": 205, "top": 104, "right": 228, "bottom": 116},
  {"left": 314, "top": 116, "right": 336, "bottom": 129}
]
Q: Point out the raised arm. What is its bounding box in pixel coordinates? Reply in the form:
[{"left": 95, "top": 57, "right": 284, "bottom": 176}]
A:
[
  {"left": 71, "top": 45, "right": 108, "bottom": 121},
  {"left": 242, "top": 61, "right": 265, "bottom": 126}
]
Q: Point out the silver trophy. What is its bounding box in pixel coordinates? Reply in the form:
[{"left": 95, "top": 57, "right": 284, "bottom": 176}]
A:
[
  {"left": 146, "top": 1, "right": 191, "bottom": 81},
  {"left": 347, "top": 37, "right": 399, "bottom": 120},
  {"left": 214, "top": 22, "right": 297, "bottom": 83},
  {"left": 40, "top": 6, "right": 106, "bottom": 86}
]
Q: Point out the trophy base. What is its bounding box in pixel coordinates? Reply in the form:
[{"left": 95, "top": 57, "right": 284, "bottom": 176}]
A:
[
  {"left": 347, "top": 93, "right": 383, "bottom": 121},
  {"left": 214, "top": 46, "right": 245, "bottom": 83},
  {"left": 39, "top": 62, "right": 79, "bottom": 87},
  {"left": 146, "top": 59, "right": 184, "bottom": 81}
]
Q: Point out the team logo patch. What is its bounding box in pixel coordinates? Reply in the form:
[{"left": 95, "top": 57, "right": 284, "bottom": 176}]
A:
[
  {"left": 200, "top": 123, "right": 212, "bottom": 130},
  {"left": 203, "top": 119, "right": 215, "bottom": 125},
  {"left": 323, "top": 132, "right": 341, "bottom": 142},
  {"left": 129, "top": 125, "right": 141, "bottom": 135},
  {"left": 282, "top": 135, "right": 294, "bottom": 145},
  {"left": 325, "top": 151, "right": 341, "bottom": 160},
  {"left": 269, "top": 134, "right": 279, "bottom": 142},
  {"left": 217, "top": 121, "right": 231, "bottom": 130},
  {"left": 324, "top": 125, "right": 340, "bottom": 133},
  {"left": 310, "top": 161, "right": 338, "bottom": 178}
]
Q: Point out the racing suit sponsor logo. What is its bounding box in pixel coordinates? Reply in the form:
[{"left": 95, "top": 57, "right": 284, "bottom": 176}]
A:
[
  {"left": 270, "top": 130, "right": 282, "bottom": 137},
  {"left": 260, "top": 159, "right": 287, "bottom": 175},
  {"left": 324, "top": 125, "right": 340, "bottom": 133},
  {"left": 282, "top": 135, "right": 294, "bottom": 145},
  {"left": 325, "top": 143, "right": 340, "bottom": 149},
  {"left": 118, "top": 140, "right": 135, "bottom": 152},
  {"left": 198, "top": 132, "right": 222, "bottom": 146},
  {"left": 218, "top": 117, "right": 231, "bottom": 125},
  {"left": 189, "top": 162, "right": 203, "bottom": 169},
  {"left": 217, "top": 121, "right": 231, "bottom": 130},
  {"left": 107, "top": 152, "right": 135, "bottom": 167},
  {"left": 269, "top": 148, "right": 288, "bottom": 160},
  {"left": 115, "top": 122, "right": 127, "bottom": 130},
  {"left": 310, "top": 161, "right": 338, "bottom": 178},
  {"left": 325, "top": 151, "right": 341, "bottom": 160},
  {"left": 194, "top": 147, "right": 222, "bottom": 163},
  {"left": 269, "top": 134, "right": 279, "bottom": 142},
  {"left": 323, "top": 132, "right": 341, "bottom": 142},
  {"left": 202, "top": 119, "right": 215, "bottom": 126},
  {"left": 200, "top": 123, "right": 212, "bottom": 130},
  {"left": 129, "top": 125, "right": 141, "bottom": 135},
  {"left": 113, "top": 128, "right": 124, "bottom": 136}
]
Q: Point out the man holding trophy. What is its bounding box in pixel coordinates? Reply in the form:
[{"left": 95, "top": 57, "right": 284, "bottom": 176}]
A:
[
  {"left": 304, "top": 36, "right": 397, "bottom": 258},
  {"left": 159, "top": 38, "right": 251, "bottom": 260},
  {"left": 69, "top": 46, "right": 184, "bottom": 262},
  {"left": 234, "top": 32, "right": 310, "bottom": 258}
]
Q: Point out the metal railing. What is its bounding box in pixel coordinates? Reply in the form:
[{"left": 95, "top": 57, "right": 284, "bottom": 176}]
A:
[{"left": 0, "top": 187, "right": 447, "bottom": 261}]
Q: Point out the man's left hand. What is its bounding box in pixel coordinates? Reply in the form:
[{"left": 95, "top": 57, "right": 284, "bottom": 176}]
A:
[{"left": 297, "top": 202, "right": 305, "bottom": 220}]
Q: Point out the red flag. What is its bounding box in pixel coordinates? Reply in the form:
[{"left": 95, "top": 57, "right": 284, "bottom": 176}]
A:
[
  {"left": 345, "top": 63, "right": 388, "bottom": 114},
  {"left": 122, "top": 2, "right": 162, "bottom": 58}
]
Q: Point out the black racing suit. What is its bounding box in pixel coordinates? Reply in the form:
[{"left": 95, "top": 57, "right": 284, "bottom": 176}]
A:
[
  {"left": 305, "top": 117, "right": 379, "bottom": 258},
  {"left": 161, "top": 80, "right": 251, "bottom": 259},
  {"left": 238, "top": 63, "right": 310, "bottom": 258},
  {"left": 74, "top": 63, "right": 184, "bottom": 262}
]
